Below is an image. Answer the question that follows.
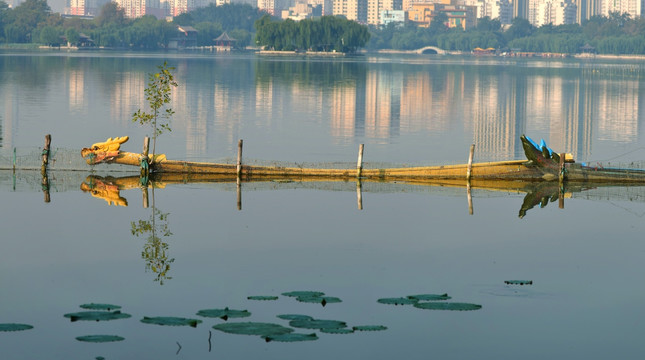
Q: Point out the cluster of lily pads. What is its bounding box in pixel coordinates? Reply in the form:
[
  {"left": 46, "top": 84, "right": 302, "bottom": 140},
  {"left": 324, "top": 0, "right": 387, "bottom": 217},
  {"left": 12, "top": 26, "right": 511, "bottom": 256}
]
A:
[
  {"left": 212, "top": 313, "right": 387, "bottom": 342},
  {"left": 280, "top": 290, "right": 342, "bottom": 307},
  {"left": 63, "top": 303, "right": 130, "bottom": 343},
  {"left": 377, "top": 293, "right": 482, "bottom": 311}
]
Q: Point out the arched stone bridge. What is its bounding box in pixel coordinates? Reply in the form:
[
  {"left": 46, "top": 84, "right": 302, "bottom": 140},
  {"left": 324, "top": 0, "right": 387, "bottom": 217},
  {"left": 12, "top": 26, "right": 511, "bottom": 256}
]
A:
[{"left": 415, "top": 46, "right": 447, "bottom": 55}]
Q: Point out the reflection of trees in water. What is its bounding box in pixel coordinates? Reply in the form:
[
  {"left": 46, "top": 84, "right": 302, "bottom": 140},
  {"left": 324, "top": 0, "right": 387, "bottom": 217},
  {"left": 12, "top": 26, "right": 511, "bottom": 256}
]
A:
[{"left": 131, "top": 206, "right": 174, "bottom": 285}]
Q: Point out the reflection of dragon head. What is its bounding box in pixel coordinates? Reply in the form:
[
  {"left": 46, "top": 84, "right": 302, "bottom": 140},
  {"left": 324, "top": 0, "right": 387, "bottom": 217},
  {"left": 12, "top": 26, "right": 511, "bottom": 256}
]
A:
[
  {"left": 81, "top": 136, "right": 129, "bottom": 165},
  {"left": 80, "top": 176, "right": 128, "bottom": 206}
]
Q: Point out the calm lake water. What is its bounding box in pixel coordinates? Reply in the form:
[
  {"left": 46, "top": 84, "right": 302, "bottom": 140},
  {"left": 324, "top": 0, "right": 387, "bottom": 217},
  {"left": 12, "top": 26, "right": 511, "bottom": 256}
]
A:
[{"left": 1, "top": 50, "right": 645, "bottom": 359}]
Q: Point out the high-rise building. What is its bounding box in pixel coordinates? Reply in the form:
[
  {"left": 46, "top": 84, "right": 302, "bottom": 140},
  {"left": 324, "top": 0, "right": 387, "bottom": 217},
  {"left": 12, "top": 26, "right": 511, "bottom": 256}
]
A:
[
  {"left": 333, "top": 0, "right": 368, "bottom": 23},
  {"left": 601, "top": 0, "right": 643, "bottom": 17},
  {"left": 258, "top": 0, "right": 276, "bottom": 15},
  {"left": 367, "top": 0, "right": 402, "bottom": 25}
]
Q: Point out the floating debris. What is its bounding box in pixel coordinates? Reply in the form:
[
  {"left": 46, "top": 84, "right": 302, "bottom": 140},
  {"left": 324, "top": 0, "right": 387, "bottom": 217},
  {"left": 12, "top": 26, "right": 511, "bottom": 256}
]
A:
[
  {"left": 247, "top": 295, "right": 279, "bottom": 301},
  {"left": 352, "top": 325, "right": 387, "bottom": 332},
  {"left": 64, "top": 311, "right": 131, "bottom": 322},
  {"left": 504, "top": 280, "right": 533, "bottom": 285},
  {"left": 377, "top": 297, "right": 419, "bottom": 305},
  {"left": 413, "top": 302, "right": 482, "bottom": 311},
  {"left": 76, "top": 335, "right": 125, "bottom": 343},
  {"left": 281, "top": 291, "right": 325, "bottom": 298},
  {"left": 79, "top": 303, "right": 122, "bottom": 311},
  {"left": 277, "top": 314, "right": 314, "bottom": 321},
  {"left": 264, "top": 333, "right": 318, "bottom": 342},
  {"left": 213, "top": 322, "right": 294, "bottom": 336},
  {"left": 0, "top": 323, "right": 34, "bottom": 332},
  {"left": 407, "top": 293, "right": 451, "bottom": 301},
  {"left": 140, "top": 316, "right": 202, "bottom": 327},
  {"left": 289, "top": 319, "right": 347, "bottom": 330},
  {"left": 196, "top": 308, "right": 251, "bottom": 321},
  {"left": 320, "top": 328, "right": 354, "bottom": 334},
  {"left": 295, "top": 296, "right": 342, "bottom": 306}
]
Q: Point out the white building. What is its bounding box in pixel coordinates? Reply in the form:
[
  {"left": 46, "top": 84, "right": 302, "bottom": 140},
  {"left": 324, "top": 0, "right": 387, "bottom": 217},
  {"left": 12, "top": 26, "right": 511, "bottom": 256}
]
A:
[
  {"left": 381, "top": 9, "right": 405, "bottom": 25},
  {"left": 535, "top": 0, "right": 577, "bottom": 26},
  {"left": 333, "top": 0, "right": 368, "bottom": 23},
  {"left": 258, "top": 0, "right": 276, "bottom": 15},
  {"left": 367, "top": 0, "right": 402, "bottom": 25},
  {"left": 601, "top": 0, "right": 643, "bottom": 17}
]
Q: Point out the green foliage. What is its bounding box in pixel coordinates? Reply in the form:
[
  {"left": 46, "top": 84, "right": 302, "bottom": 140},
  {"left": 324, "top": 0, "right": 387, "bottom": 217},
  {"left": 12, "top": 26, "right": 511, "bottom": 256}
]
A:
[
  {"left": 65, "top": 27, "right": 80, "bottom": 45},
  {"left": 174, "top": 3, "right": 265, "bottom": 32},
  {"left": 132, "top": 62, "right": 178, "bottom": 156},
  {"left": 0, "top": 323, "right": 34, "bottom": 332},
  {"left": 64, "top": 311, "right": 132, "bottom": 322},
  {"left": 255, "top": 16, "right": 369, "bottom": 53},
  {"left": 76, "top": 335, "right": 125, "bottom": 343},
  {"left": 141, "top": 316, "right": 202, "bottom": 327},
  {"left": 39, "top": 25, "right": 60, "bottom": 46},
  {"left": 213, "top": 322, "right": 294, "bottom": 336},
  {"left": 131, "top": 208, "right": 174, "bottom": 284}
]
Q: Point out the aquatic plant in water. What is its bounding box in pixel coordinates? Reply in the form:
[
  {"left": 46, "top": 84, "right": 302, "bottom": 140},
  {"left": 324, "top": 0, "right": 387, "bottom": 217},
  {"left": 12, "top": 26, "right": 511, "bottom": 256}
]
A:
[
  {"left": 281, "top": 291, "right": 325, "bottom": 298},
  {"left": 264, "top": 333, "right": 318, "bottom": 342},
  {"left": 196, "top": 308, "right": 251, "bottom": 320},
  {"left": 80, "top": 303, "right": 122, "bottom": 311},
  {"left": 75, "top": 335, "right": 125, "bottom": 343},
  {"left": 213, "top": 322, "right": 294, "bottom": 336},
  {"left": 413, "top": 302, "right": 482, "bottom": 311},
  {"left": 247, "top": 295, "right": 279, "bottom": 301},
  {"left": 320, "top": 328, "right": 354, "bottom": 334},
  {"left": 504, "top": 280, "right": 533, "bottom": 285},
  {"left": 140, "top": 316, "right": 202, "bottom": 327},
  {"left": 0, "top": 323, "right": 33, "bottom": 332},
  {"left": 377, "top": 297, "right": 419, "bottom": 305},
  {"left": 295, "top": 295, "right": 342, "bottom": 306},
  {"left": 353, "top": 325, "right": 387, "bottom": 331},
  {"left": 289, "top": 319, "right": 347, "bottom": 330},
  {"left": 407, "top": 293, "right": 451, "bottom": 301},
  {"left": 277, "top": 314, "right": 314, "bottom": 321},
  {"left": 64, "top": 311, "right": 132, "bottom": 322}
]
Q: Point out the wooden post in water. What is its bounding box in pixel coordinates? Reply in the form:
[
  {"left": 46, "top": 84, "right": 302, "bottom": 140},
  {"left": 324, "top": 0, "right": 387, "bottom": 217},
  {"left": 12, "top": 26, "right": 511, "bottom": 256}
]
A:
[
  {"left": 142, "top": 136, "right": 150, "bottom": 177},
  {"left": 41, "top": 134, "right": 51, "bottom": 170},
  {"left": 237, "top": 139, "right": 243, "bottom": 210},
  {"left": 466, "top": 144, "right": 475, "bottom": 181},
  {"left": 237, "top": 139, "right": 243, "bottom": 179},
  {"left": 13, "top": 147, "right": 16, "bottom": 172},
  {"left": 467, "top": 182, "right": 473, "bottom": 215},
  {"left": 559, "top": 152, "right": 565, "bottom": 209},
  {"left": 357, "top": 144, "right": 364, "bottom": 178},
  {"left": 142, "top": 187, "right": 149, "bottom": 209},
  {"left": 356, "top": 180, "right": 363, "bottom": 210}
]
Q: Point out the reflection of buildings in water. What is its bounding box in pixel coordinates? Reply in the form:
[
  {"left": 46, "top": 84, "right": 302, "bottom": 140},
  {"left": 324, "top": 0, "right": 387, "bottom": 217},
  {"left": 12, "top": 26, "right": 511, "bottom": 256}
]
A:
[
  {"left": 331, "top": 83, "right": 358, "bottom": 141},
  {"left": 255, "top": 80, "right": 273, "bottom": 118},
  {"left": 68, "top": 69, "right": 85, "bottom": 113},
  {"left": 175, "top": 77, "right": 209, "bottom": 156},
  {"left": 213, "top": 84, "right": 245, "bottom": 147},
  {"left": 470, "top": 73, "right": 520, "bottom": 160},
  {"left": 111, "top": 73, "right": 145, "bottom": 128},
  {"left": 400, "top": 73, "right": 442, "bottom": 133},
  {"left": 596, "top": 79, "right": 639, "bottom": 144},
  {"left": 365, "top": 71, "right": 400, "bottom": 141}
]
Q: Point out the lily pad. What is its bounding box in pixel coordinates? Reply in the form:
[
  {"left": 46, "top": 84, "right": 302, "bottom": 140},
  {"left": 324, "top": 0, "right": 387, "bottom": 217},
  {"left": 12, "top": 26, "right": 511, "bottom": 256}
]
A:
[
  {"left": 196, "top": 308, "right": 251, "bottom": 320},
  {"left": 407, "top": 293, "right": 451, "bottom": 301},
  {"left": 282, "top": 291, "right": 325, "bottom": 298},
  {"left": 79, "top": 303, "right": 121, "bottom": 311},
  {"left": 289, "top": 319, "right": 347, "bottom": 330},
  {"left": 277, "top": 314, "right": 314, "bottom": 321},
  {"left": 213, "top": 322, "right": 294, "bottom": 336},
  {"left": 377, "top": 297, "right": 419, "bottom": 305},
  {"left": 505, "top": 280, "right": 533, "bottom": 285},
  {"left": 75, "top": 335, "right": 125, "bottom": 343},
  {"left": 64, "top": 311, "right": 131, "bottom": 322},
  {"left": 247, "top": 296, "right": 279, "bottom": 301},
  {"left": 353, "top": 325, "right": 387, "bottom": 331},
  {"left": 140, "top": 316, "right": 202, "bottom": 327},
  {"left": 320, "top": 328, "right": 354, "bottom": 334},
  {"left": 0, "top": 323, "right": 34, "bottom": 332},
  {"left": 296, "top": 296, "right": 342, "bottom": 306},
  {"left": 264, "top": 332, "right": 318, "bottom": 342},
  {"left": 413, "top": 302, "right": 482, "bottom": 311}
]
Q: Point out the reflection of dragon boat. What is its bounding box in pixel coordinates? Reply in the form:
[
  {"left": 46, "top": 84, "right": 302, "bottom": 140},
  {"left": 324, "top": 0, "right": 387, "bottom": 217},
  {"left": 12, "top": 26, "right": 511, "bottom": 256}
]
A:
[{"left": 81, "top": 135, "right": 645, "bottom": 183}]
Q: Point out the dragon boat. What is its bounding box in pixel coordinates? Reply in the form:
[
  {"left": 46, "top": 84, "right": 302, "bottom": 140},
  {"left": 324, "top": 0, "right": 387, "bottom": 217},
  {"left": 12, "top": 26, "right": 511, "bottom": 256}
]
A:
[{"left": 80, "top": 135, "right": 645, "bottom": 184}]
